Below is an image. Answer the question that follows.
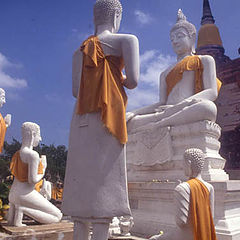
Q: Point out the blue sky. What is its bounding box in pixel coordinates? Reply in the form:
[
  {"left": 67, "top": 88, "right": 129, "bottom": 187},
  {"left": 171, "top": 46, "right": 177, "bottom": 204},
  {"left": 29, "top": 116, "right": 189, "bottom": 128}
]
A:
[{"left": 0, "top": 0, "right": 239, "bottom": 146}]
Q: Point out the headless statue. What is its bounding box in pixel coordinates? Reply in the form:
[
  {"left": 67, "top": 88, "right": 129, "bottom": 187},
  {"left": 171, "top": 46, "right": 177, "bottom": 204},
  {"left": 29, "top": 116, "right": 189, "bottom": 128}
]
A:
[
  {"left": 0, "top": 88, "right": 11, "bottom": 153},
  {"left": 8, "top": 122, "right": 62, "bottom": 227},
  {"left": 152, "top": 148, "right": 217, "bottom": 240},
  {"left": 127, "top": 9, "right": 221, "bottom": 132},
  {"left": 62, "top": 1, "right": 139, "bottom": 240}
]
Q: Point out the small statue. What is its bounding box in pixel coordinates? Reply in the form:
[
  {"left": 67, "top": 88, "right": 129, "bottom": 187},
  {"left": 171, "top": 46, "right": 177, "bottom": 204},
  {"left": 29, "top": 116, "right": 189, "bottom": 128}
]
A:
[
  {"left": 8, "top": 122, "right": 62, "bottom": 226},
  {"left": 62, "top": 0, "right": 139, "bottom": 240},
  {"left": 151, "top": 148, "right": 217, "bottom": 240},
  {"left": 119, "top": 216, "right": 134, "bottom": 236},
  {"left": 127, "top": 9, "right": 221, "bottom": 132},
  {"left": 0, "top": 88, "right": 11, "bottom": 153},
  {"left": 174, "top": 148, "right": 217, "bottom": 240}
]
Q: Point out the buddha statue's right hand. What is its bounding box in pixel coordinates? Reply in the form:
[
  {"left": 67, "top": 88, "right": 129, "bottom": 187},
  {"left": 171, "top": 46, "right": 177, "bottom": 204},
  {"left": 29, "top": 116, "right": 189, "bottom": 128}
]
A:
[
  {"left": 4, "top": 114, "right": 11, "bottom": 127},
  {"left": 40, "top": 155, "right": 47, "bottom": 169}
]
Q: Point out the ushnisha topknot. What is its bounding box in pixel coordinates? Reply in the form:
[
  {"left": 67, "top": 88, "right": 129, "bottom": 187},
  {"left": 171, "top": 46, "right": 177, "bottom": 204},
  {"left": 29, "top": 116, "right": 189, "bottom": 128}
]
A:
[
  {"left": 184, "top": 148, "right": 205, "bottom": 174},
  {"left": 170, "top": 9, "right": 196, "bottom": 38},
  {"left": 94, "top": 0, "right": 123, "bottom": 26}
]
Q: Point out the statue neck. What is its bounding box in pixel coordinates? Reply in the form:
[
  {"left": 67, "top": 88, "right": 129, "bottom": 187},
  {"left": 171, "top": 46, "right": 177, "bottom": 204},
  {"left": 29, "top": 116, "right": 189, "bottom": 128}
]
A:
[
  {"left": 190, "top": 172, "right": 203, "bottom": 181},
  {"left": 21, "top": 139, "right": 33, "bottom": 150},
  {"left": 177, "top": 51, "right": 193, "bottom": 62},
  {"left": 95, "top": 24, "right": 115, "bottom": 36}
]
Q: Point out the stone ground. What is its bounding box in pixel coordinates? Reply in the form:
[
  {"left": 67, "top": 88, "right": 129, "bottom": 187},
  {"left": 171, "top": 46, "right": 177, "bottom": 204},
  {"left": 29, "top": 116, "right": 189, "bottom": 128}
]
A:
[{"left": 0, "top": 220, "right": 146, "bottom": 240}]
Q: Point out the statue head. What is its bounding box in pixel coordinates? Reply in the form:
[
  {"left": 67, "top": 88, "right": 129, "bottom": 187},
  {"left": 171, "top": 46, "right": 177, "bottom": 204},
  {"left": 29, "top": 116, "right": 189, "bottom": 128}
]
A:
[
  {"left": 22, "top": 122, "right": 41, "bottom": 147},
  {"left": 0, "top": 88, "right": 6, "bottom": 108},
  {"left": 94, "top": 0, "right": 123, "bottom": 33},
  {"left": 184, "top": 148, "right": 205, "bottom": 177},
  {"left": 170, "top": 9, "right": 196, "bottom": 55}
]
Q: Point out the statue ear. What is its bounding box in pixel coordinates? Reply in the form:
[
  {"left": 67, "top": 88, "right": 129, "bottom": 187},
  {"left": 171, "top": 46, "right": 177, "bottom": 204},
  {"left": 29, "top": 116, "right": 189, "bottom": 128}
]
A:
[{"left": 113, "top": 9, "right": 121, "bottom": 32}]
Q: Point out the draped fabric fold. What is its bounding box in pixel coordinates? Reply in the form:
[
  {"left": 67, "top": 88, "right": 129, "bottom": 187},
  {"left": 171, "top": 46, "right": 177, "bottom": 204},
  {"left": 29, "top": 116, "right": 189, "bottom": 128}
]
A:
[
  {"left": 10, "top": 151, "right": 44, "bottom": 183},
  {"left": 187, "top": 178, "right": 217, "bottom": 240},
  {"left": 0, "top": 113, "right": 7, "bottom": 153},
  {"left": 76, "top": 36, "right": 128, "bottom": 144},
  {"left": 166, "top": 55, "right": 222, "bottom": 96}
]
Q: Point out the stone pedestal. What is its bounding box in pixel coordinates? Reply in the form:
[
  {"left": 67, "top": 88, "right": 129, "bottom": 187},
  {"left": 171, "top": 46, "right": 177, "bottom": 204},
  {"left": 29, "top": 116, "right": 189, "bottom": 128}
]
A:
[
  {"left": 127, "top": 120, "right": 229, "bottom": 182},
  {"left": 128, "top": 181, "right": 240, "bottom": 240}
]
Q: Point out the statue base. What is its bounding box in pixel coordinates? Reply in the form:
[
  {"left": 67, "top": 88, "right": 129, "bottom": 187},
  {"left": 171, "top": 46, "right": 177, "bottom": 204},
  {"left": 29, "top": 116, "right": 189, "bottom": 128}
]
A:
[
  {"left": 128, "top": 181, "right": 240, "bottom": 240},
  {"left": 127, "top": 120, "right": 229, "bottom": 182}
]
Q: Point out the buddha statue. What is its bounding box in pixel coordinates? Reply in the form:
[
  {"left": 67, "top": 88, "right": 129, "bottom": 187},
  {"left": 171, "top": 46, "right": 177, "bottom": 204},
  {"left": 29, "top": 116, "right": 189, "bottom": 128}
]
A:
[
  {"left": 62, "top": 0, "right": 139, "bottom": 240},
  {"left": 173, "top": 148, "right": 217, "bottom": 240},
  {"left": 127, "top": 9, "right": 221, "bottom": 132},
  {"left": 148, "top": 148, "right": 216, "bottom": 240},
  {"left": 8, "top": 122, "right": 62, "bottom": 227},
  {"left": 0, "top": 88, "right": 11, "bottom": 153}
]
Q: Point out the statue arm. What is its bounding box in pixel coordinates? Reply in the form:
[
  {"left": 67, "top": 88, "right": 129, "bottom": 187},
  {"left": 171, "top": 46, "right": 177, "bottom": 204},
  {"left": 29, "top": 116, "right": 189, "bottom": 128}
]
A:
[
  {"left": 210, "top": 185, "right": 215, "bottom": 218},
  {"left": 187, "top": 55, "right": 218, "bottom": 102},
  {"left": 4, "top": 114, "right": 11, "bottom": 128},
  {"left": 174, "top": 183, "right": 190, "bottom": 227},
  {"left": 121, "top": 35, "right": 139, "bottom": 89},
  {"left": 28, "top": 151, "right": 45, "bottom": 184},
  {"left": 72, "top": 49, "right": 83, "bottom": 98}
]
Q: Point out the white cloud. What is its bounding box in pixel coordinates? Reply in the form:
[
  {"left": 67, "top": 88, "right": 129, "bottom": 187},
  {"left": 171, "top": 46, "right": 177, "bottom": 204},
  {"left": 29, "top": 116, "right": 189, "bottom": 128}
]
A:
[
  {"left": 134, "top": 10, "right": 153, "bottom": 25},
  {"left": 127, "top": 50, "right": 176, "bottom": 111},
  {"left": 0, "top": 53, "right": 27, "bottom": 89}
]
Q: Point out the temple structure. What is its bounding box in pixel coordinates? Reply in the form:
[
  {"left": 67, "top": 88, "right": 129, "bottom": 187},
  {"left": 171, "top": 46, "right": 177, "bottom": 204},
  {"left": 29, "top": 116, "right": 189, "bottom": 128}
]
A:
[{"left": 196, "top": 0, "right": 240, "bottom": 177}]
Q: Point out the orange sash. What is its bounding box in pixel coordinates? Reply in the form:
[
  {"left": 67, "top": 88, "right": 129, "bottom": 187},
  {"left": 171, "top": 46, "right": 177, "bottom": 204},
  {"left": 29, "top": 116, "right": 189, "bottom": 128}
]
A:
[
  {"left": 187, "top": 178, "right": 217, "bottom": 240},
  {"left": 166, "top": 55, "right": 222, "bottom": 96},
  {"left": 76, "top": 36, "right": 128, "bottom": 144},
  {"left": 0, "top": 113, "right": 7, "bottom": 153},
  {"left": 10, "top": 151, "right": 44, "bottom": 183},
  {"left": 52, "top": 186, "right": 63, "bottom": 200}
]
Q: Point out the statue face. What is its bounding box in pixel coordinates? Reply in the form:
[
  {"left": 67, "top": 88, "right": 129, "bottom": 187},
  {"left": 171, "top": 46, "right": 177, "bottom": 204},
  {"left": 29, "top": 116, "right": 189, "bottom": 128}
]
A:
[
  {"left": 33, "top": 129, "right": 42, "bottom": 147},
  {"left": 0, "top": 91, "right": 6, "bottom": 108},
  {"left": 170, "top": 27, "right": 193, "bottom": 55}
]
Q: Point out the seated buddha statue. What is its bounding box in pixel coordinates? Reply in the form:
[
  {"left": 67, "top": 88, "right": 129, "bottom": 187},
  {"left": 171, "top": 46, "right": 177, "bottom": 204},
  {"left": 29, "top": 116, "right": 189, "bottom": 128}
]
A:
[
  {"left": 127, "top": 9, "right": 221, "bottom": 132},
  {"left": 8, "top": 122, "right": 62, "bottom": 227},
  {"left": 0, "top": 88, "right": 11, "bottom": 153}
]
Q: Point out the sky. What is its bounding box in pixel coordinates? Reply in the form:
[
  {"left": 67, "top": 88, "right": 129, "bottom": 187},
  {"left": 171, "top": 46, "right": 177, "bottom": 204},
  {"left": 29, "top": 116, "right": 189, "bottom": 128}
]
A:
[{"left": 0, "top": 0, "right": 239, "bottom": 147}]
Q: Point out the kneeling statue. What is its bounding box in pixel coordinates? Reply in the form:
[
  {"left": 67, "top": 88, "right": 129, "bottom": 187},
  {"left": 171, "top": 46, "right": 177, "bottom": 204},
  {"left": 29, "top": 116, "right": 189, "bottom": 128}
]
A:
[{"left": 8, "top": 122, "right": 62, "bottom": 226}]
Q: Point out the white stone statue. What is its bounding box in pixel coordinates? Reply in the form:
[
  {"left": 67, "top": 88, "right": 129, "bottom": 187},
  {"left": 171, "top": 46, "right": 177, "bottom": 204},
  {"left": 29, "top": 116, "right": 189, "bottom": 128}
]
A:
[
  {"left": 39, "top": 178, "right": 52, "bottom": 201},
  {"left": 62, "top": 0, "right": 139, "bottom": 240},
  {"left": 153, "top": 148, "right": 216, "bottom": 240},
  {"left": 8, "top": 122, "right": 62, "bottom": 227},
  {"left": 119, "top": 216, "right": 134, "bottom": 236},
  {"left": 127, "top": 9, "right": 218, "bottom": 132},
  {"left": 0, "top": 88, "right": 11, "bottom": 128}
]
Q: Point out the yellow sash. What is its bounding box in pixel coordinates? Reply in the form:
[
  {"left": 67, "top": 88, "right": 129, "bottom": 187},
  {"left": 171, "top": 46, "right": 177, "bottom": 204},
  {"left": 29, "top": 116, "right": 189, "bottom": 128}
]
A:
[
  {"left": 187, "top": 178, "right": 217, "bottom": 240},
  {"left": 0, "top": 113, "right": 7, "bottom": 153},
  {"left": 10, "top": 151, "right": 44, "bottom": 183},
  {"left": 166, "top": 55, "right": 222, "bottom": 96},
  {"left": 76, "top": 36, "right": 128, "bottom": 144}
]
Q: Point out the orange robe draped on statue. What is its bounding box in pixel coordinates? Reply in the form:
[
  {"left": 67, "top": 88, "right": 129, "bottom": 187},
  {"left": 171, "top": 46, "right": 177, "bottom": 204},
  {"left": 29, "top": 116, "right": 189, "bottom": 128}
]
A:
[
  {"left": 166, "top": 55, "right": 222, "bottom": 96},
  {"left": 10, "top": 151, "right": 44, "bottom": 187},
  {"left": 0, "top": 113, "right": 7, "bottom": 153},
  {"left": 76, "top": 35, "right": 128, "bottom": 144},
  {"left": 187, "top": 178, "right": 217, "bottom": 240}
]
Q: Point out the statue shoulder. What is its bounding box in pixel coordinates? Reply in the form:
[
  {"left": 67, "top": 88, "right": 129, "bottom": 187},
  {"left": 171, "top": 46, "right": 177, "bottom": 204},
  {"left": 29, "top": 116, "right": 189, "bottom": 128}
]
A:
[
  {"left": 20, "top": 148, "right": 39, "bottom": 164},
  {"left": 175, "top": 182, "right": 190, "bottom": 196},
  {"left": 198, "top": 55, "right": 215, "bottom": 66},
  {"left": 116, "top": 33, "right": 139, "bottom": 46}
]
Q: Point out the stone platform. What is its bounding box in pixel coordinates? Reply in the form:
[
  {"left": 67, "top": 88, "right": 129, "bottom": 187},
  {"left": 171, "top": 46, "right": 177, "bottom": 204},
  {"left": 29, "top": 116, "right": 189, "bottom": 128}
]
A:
[
  {"left": 0, "top": 220, "right": 73, "bottom": 240},
  {"left": 0, "top": 220, "right": 146, "bottom": 240},
  {"left": 128, "top": 181, "right": 240, "bottom": 240}
]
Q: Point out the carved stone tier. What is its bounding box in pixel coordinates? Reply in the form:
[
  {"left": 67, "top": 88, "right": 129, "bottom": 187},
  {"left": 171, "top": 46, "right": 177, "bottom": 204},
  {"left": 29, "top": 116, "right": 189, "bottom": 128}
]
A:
[
  {"left": 128, "top": 181, "right": 240, "bottom": 240},
  {"left": 127, "top": 120, "right": 229, "bottom": 182}
]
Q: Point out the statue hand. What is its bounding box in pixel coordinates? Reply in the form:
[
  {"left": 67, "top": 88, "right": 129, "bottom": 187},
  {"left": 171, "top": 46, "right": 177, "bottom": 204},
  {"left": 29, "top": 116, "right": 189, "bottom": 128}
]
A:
[
  {"left": 126, "top": 112, "right": 135, "bottom": 122},
  {"left": 4, "top": 114, "right": 11, "bottom": 127},
  {"left": 40, "top": 155, "right": 47, "bottom": 169}
]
